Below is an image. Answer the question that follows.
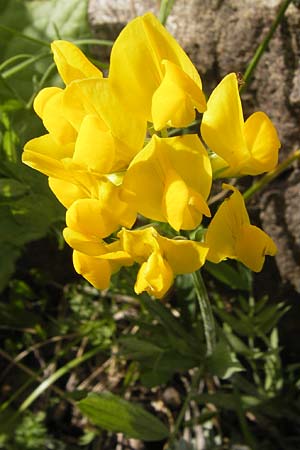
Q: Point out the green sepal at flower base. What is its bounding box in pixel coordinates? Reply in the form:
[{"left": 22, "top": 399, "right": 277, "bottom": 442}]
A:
[
  {"left": 205, "top": 184, "right": 277, "bottom": 272},
  {"left": 201, "top": 73, "right": 281, "bottom": 177},
  {"left": 123, "top": 134, "right": 212, "bottom": 231},
  {"left": 109, "top": 12, "right": 206, "bottom": 130},
  {"left": 119, "top": 227, "right": 209, "bottom": 299}
]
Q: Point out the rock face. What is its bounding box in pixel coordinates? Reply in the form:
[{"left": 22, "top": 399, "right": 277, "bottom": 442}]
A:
[{"left": 88, "top": 0, "right": 300, "bottom": 294}]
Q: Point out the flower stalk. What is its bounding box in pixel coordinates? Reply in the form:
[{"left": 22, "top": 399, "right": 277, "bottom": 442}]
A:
[
  {"left": 241, "top": 0, "right": 293, "bottom": 90},
  {"left": 192, "top": 270, "right": 216, "bottom": 356},
  {"left": 243, "top": 149, "right": 300, "bottom": 202}
]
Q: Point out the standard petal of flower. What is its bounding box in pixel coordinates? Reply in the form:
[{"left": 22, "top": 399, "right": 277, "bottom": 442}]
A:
[
  {"left": 163, "top": 169, "right": 211, "bottom": 231},
  {"left": 51, "top": 40, "right": 102, "bottom": 85},
  {"left": 235, "top": 224, "right": 277, "bottom": 272},
  {"left": 135, "top": 251, "right": 174, "bottom": 299},
  {"left": 152, "top": 60, "right": 206, "bottom": 130},
  {"left": 157, "top": 235, "right": 209, "bottom": 274},
  {"left": 205, "top": 184, "right": 276, "bottom": 271},
  {"left": 63, "top": 227, "right": 107, "bottom": 256},
  {"left": 123, "top": 135, "right": 211, "bottom": 229},
  {"left": 22, "top": 134, "right": 74, "bottom": 179},
  {"left": 201, "top": 73, "right": 249, "bottom": 170},
  {"left": 205, "top": 184, "right": 250, "bottom": 263},
  {"left": 66, "top": 198, "right": 119, "bottom": 239},
  {"left": 33, "top": 87, "right": 76, "bottom": 145},
  {"left": 48, "top": 177, "right": 87, "bottom": 208},
  {"left": 73, "top": 115, "right": 115, "bottom": 174},
  {"left": 243, "top": 111, "right": 280, "bottom": 174},
  {"left": 63, "top": 79, "right": 146, "bottom": 170},
  {"left": 109, "top": 12, "right": 203, "bottom": 124},
  {"left": 73, "top": 251, "right": 111, "bottom": 290}
]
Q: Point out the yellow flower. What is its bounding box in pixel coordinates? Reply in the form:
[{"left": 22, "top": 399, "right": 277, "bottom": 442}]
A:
[
  {"left": 23, "top": 80, "right": 145, "bottom": 182},
  {"left": 201, "top": 73, "right": 280, "bottom": 177},
  {"left": 123, "top": 134, "right": 211, "bottom": 231},
  {"left": 119, "top": 227, "right": 208, "bottom": 298},
  {"left": 62, "top": 180, "right": 137, "bottom": 244},
  {"left": 72, "top": 241, "right": 133, "bottom": 290},
  {"left": 62, "top": 192, "right": 135, "bottom": 289},
  {"left": 205, "top": 184, "right": 277, "bottom": 272},
  {"left": 109, "top": 12, "right": 206, "bottom": 130}
]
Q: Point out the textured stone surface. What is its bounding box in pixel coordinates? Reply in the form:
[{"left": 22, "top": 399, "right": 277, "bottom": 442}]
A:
[{"left": 88, "top": 0, "right": 300, "bottom": 293}]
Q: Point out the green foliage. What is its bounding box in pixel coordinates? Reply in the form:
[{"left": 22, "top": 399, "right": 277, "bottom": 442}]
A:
[
  {"left": 120, "top": 294, "right": 206, "bottom": 387},
  {"left": 78, "top": 392, "right": 169, "bottom": 441},
  {"left": 0, "top": 1, "right": 299, "bottom": 450}
]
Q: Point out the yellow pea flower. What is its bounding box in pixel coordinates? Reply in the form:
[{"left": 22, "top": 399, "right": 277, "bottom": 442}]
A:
[
  {"left": 23, "top": 78, "right": 146, "bottom": 180},
  {"left": 62, "top": 78, "right": 146, "bottom": 171},
  {"left": 109, "top": 12, "right": 206, "bottom": 130},
  {"left": 123, "top": 134, "right": 211, "bottom": 231},
  {"left": 62, "top": 180, "right": 137, "bottom": 246},
  {"left": 205, "top": 184, "right": 277, "bottom": 272},
  {"left": 119, "top": 227, "right": 208, "bottom": 298},
  {"left": 72, "top": 239, "right": 133, "bottom": 291},
  {"left": 201, "top": 73, "right": 280, "bottom": 177},
  {"left": 63, "top": 191, "right": 135, "bottom": 289}
]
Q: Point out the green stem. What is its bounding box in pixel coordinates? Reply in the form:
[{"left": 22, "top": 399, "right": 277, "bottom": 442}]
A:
[
  {"left": 241, "top": 0, "right": 293, "bottom": 90},
  {"left": 1, "top": 52, "right": 50, "bottom": 79},
  {"left": 243, "top": 149, "right": 300, "bottom": 202},
  {"left": 158, "top": 0, "right": 176, "bottom": 25},
  {"left": 192, "top": 271, "right": 216, "bottom": 356},
  {"left": 0, "top": 25, "right": 50, "bottom": 47},
  {"left": 18, "top": 345, "right": 101, "bottom": 412},
  {"left": 233, "top": 385, "right": 257, "bottom": 449},
  {"left": 167, "top": 367, "right": 203, "bottom": 449},
  {"left": 74, "top": 38, "right": 114, "bottom": 47}
]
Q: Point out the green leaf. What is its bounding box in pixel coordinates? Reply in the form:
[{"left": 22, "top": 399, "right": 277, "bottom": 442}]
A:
[
  {"left": 0, "top": 178, "right": 28, "bottom": 199},
  {"left": 206, "top": 339, "right": 244, "bottom": 379},
  {"left": 205, "top": 260, "right": 251, "bottom": 291},
  {"left": 78, "top": 392, "right": 169, "bottom": 442}
]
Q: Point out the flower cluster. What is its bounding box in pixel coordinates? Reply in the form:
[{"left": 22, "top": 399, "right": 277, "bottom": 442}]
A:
[{"left": 23, "top": 13, "right": 279, "bottom": 298}]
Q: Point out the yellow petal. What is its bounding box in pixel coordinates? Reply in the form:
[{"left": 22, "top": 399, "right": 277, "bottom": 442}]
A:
[
  {"left": 163, "top": 169, "right": 189, "bottom": 231},
  {"left": 122, "top": 138, "right": 166, "bottom": 222},
  {"left": 63, "top": 227, "right": 106, "bottom": 256},
  {"left": 123, "top": 134, "right": 211, "bottom": 229},
  {"left": 33, "top": 87, "right": 76, "bottom": 145},
  {"left": 135, "top": 251, "right": 174, "bottom": 299},
  {"left": 109, "top": 12, "right": 202, "bottom": 123},
  {"left": 236, "top": 224, "right": 277, "bottom": 272},
  {"left": 119, "top": 227, "right": 158, "bottom": 263},
  {"left": 205, "top": 184, "right": 250, "bottom": 263},
  {"left": 157, "top": 235, "right": 209, "bottom": 274},
  {"left": 73, "top": 250, "right": 111, "bottom": 290},
  {"left": 163, "top": 169, "right": 211, "bottom": 231},
  {"left": 22, "top": 134, "right": 74, "bottom": 179},
  {"left": 201, "top": 73, "right": 249, "bottom": 169},
  {"left": 243, "top": 111, "right": 280, "bottom": 175},
  {"left": 48, "top": 177, "right": 87, "bottom": 208},
  {"left": 51, "top": 40, "right": 102, "bottom": 85},
  {"left": 152, "top": 60, "right": 206, "bottom": 130},
  {"left": 66, "top": 198, "right": 118, "bottom": 239},
  {"left": 63, "top": 78, "right": 146, "bottom": 169},
  {"left": 34, "top": 87, "right": 61, "bottom": 118},
  {"left": 73, "top": 114, "right": 115, "bottom": 174}
]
